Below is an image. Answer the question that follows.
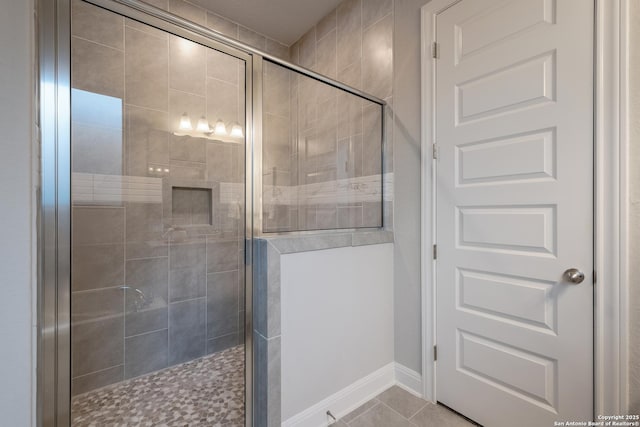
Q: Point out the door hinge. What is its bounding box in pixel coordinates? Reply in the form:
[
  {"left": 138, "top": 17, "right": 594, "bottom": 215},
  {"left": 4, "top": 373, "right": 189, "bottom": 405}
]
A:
[
  {"left": 432, "top": 143, "right": 438, "bottom": 160},
  {"left": 434, "top": 345, "right": 438, "bottom": 361},
  {"left": 593, "top": 270, "right": 597, "bottom": 285},
  {"left": 433, "top": 244, "right": 437, "bottom": 260},
  {"left": 432, "top": 42, "right": 439, "bottom": 59}
]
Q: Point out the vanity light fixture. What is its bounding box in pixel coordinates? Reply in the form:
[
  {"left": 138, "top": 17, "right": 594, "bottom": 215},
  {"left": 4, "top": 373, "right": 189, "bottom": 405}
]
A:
[
  {"left": 175, "top": 113, "right": 243, "bottom": 142},
  {"left": 213, "top": 119, "right": 227, "bottom": 136},
  {"left": 230, "top": 123, "right": 244, "bottom": 138},
  {"left": 148, "top": 165, "right": 170, "bottom": 174},
  {"left": 179, "top": 112, "right": 193, "bottom": 131},
  {"left": 196, "top": 116, "right": 210, "bottom": 133}
]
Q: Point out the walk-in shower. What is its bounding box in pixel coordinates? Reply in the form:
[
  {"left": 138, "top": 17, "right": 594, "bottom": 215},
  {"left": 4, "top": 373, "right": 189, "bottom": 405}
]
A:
[
  {"left": 38, "top": 0, "right": 384, "bottom": 425},
  {"left": 68, "top": 2, "right": 249, "bottom": 424}
]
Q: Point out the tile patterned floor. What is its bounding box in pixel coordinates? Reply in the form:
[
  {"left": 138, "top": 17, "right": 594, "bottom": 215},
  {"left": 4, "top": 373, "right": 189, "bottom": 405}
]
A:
[
  {"left": 336, "top": 386, "right": 480, "bottom": 427},
  {"left": 71, "top": 345, "right": 244, "bottom": 427}
]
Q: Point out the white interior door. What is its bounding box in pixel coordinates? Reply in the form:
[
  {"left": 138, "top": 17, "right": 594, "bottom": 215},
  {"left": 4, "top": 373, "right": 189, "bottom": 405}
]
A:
[{"left": 434, "top": 0, "right": 594, "bottom": 426}]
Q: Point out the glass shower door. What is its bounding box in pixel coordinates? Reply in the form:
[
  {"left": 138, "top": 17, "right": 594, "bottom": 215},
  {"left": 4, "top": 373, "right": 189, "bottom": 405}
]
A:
[{"left": 69, "top": 1, "right": 248, "bottom": 424}]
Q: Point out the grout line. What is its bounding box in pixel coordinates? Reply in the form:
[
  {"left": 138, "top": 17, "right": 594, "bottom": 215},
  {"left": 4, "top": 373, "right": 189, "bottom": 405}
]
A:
[
  {"left": 72, "top": 364, "right": 125, "bottom": 381},
  {"left": 343, "top": 400, "right": 380, "bottom": 425},
  {"left": 72, "top": 285, "right": 126, "bottom": 295},
  {"left": 204, "top": 35, "right": 210, "bottom": 147},
  {"left": 170, "top": 295, "right": 207, "bottom": 305},
  {"left": 168, "top": 85, "right": 206, "bottom": 98},
  {"left": 125, "top": 20, "right": 169, "bottom": 41},
  {"left": 209, "top": 331, "right": 238, "bottom": 341},
  {"left": 181, "top": 0, "right": 206, "bottom": 25},
  {"left": 121, "top": 10, "right": 125, "bottom": 51},
  {"left": 71, "top": 34, "right": 125, "bottom": 52},
  {"left": 205, "top": 220, "right": 209, "bottom": 352},
  {"left": 72, "top": 205, "right": 126, "bottom": 210},
  {"left": 407, "top": 405, "right": 429, "bottom": 425},
  {"left": 125, "top": 327, "right": 168, "bottom": 340},
  {"left": 407, "top": 400, "right": 429, "bottom": 420},
  {"left": 166, "top": 22, "right": 171, "bottom": 169},
  {"left": 122, "top": 198, "right": 127, "bottom": 372},
  {"left": 123, "top": 102, "right": 169, "bottom": 115},
  {"left": 362, "top": 10, "right": 393, "bottom": 33},
  {"left": 126, "top": 255, "right": 169, "bottom": 262},
  {"left": 205, "top": 262, "right": 241, "bottom": 275},
  {"left": 167, "top": 235, "right": 172, "bottom": 360},
  {"left": 379, "top": 401, "right": 418, "bottom": 424},
  {"left": 316, "top": 26, "right": 337, "bottom": 45}
]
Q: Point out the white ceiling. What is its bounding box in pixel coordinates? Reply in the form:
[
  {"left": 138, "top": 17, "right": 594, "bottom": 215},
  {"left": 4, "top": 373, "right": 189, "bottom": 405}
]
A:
[{"left": 188, "top": 0, "right": 344, "bottom": 46}]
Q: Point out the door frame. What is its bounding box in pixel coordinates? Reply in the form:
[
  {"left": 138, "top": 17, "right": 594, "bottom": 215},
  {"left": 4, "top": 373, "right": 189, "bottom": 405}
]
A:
[
  {"left": 37, "top": 1, "right": 256, "bottom": 425},
  {"left": 419, "top": 0, "right": 631, "bottom": 417}
]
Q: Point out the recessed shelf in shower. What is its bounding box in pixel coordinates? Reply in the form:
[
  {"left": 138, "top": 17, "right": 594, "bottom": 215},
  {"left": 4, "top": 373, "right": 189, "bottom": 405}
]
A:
[{"left": 171, "top": 186, "right": 213, "bottom": 226}]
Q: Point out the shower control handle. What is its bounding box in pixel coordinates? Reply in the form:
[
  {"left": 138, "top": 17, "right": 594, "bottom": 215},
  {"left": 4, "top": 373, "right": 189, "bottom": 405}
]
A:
[{"left": 564, "top": 268, "right": 585, "bottom": 284}]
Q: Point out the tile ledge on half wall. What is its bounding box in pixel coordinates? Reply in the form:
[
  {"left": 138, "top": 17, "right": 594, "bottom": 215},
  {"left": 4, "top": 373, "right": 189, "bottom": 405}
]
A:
[{"left": 257, "top": 230, "right": 394, "bottom": 254}]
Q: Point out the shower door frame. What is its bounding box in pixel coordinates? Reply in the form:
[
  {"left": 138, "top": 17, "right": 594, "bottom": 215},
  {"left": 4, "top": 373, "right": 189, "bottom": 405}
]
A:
[
  {"left": 39, "top": 1, "right": 256, "bottom": 425},
  {"left": 39, "top": 0, "right": 388, "bottom": 425}
]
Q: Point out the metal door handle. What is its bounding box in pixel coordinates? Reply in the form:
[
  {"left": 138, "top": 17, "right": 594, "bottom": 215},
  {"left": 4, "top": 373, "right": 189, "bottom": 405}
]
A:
[{"left": 564, "top": 268, "right": 585, "bottom": 284}]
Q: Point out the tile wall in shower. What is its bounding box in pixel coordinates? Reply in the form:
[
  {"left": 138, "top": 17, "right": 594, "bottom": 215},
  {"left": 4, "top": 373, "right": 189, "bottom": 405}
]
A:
[
  {"left": 262, "top": 0, "right": 394, "bottom": 232},
  {"left": 292, "top": 0, "right": 394, "bottom": 230},
  {"left": 262, "top": 61, "right": 385, "bottom": 233},
  {"left": 69, "top": 0, "right": 254, "bottom": 395},
  {"left": 262, "top": 61, "right": 294, "bottom": 231},
  {"left": 141, "top": 0, "right": 290, "bottom": 60}
]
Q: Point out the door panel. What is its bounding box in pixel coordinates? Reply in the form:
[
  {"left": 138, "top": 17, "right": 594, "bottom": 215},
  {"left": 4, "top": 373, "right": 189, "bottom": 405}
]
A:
[
  {"left": 435, "top": 0, "right": 593, "bottom": 425},
  {"left": 69, "top": 2, "right": 248, "bottom": 424}
]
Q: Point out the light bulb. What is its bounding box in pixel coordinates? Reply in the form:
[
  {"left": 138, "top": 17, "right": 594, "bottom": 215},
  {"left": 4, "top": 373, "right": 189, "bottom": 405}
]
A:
[
  {"left": 196, "top": 116, "right": 210, "bottom": 133},
  {"left": 179, "top": 113, "right": 193, "bottom": 131},
  {"left": 214, "top": 119, "right": 227, "bottom": 136},
  {"left": 230, "top": 123, "right": 244, "bottom": 138}
]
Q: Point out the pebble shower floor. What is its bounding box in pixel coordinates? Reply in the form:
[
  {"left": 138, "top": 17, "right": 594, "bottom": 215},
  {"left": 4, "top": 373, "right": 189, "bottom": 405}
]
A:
[{"left": 71, "top": 345, "right": 244, "bottom": 426}]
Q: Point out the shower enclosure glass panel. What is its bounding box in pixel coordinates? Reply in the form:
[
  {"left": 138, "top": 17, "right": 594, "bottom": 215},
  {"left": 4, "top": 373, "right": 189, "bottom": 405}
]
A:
[
  {"left": 69, "top": 2, "right": 246, "bottom": 424},
  {"left": 262, "top": 60, "right": 384, "bottom": 232}
]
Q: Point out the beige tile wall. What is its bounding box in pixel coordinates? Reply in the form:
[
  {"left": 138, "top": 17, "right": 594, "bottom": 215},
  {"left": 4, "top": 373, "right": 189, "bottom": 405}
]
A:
[
  {"left": 283, "top": 0, "right": 393, "bottom": 231},
  {"left": 144, "top": 0, "right": 290, "bottom": 60},
  {"left": 262, "top": 61, "right": 294, "bottom": 231},
  {"left": 137, "top": 0, "right": 387, "bottom": 234},
  {"left": 262, "top": 59, "right": 386, "bottom": 232}
]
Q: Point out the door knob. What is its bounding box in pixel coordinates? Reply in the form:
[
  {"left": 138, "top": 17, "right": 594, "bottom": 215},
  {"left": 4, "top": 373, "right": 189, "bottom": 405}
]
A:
[{"left": 564, "top": 268, "right": 585, "bottom": 284}]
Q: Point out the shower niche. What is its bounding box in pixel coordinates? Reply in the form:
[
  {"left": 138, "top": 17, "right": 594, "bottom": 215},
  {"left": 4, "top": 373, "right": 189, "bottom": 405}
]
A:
[{"left": 171, "top": 187, "right": 213, "bottom": 227}]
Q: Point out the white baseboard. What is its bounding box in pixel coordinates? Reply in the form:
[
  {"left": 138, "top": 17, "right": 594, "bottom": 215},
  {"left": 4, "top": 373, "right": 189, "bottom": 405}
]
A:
[
  {"left": 394, "top": 363, "right": 423, "bottom": 398},
  {"left": 282, "top": 363, "right": 395, "bottom": 427},
  {"left": 282, "top": 363, "right": 424, "bottom": 427}
]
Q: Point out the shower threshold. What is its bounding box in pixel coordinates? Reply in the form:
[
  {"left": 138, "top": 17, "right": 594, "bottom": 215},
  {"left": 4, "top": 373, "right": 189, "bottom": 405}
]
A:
[{"left": 71, "top": 345, "right": 245, "bottom": 426}]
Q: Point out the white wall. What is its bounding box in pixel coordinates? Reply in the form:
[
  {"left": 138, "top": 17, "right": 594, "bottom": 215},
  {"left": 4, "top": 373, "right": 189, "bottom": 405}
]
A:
[
  {"left": 392, "top": 0, "right": 432, "bottom": 375},
  {"left": 280, "top": 244, "right": 394, "bottom": 420},
  {"left": 0, "top": 0, "right": 36, "bottom": 425},
  {"left": 628, "top": 0, "right": 640, "bottom": 415}
]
